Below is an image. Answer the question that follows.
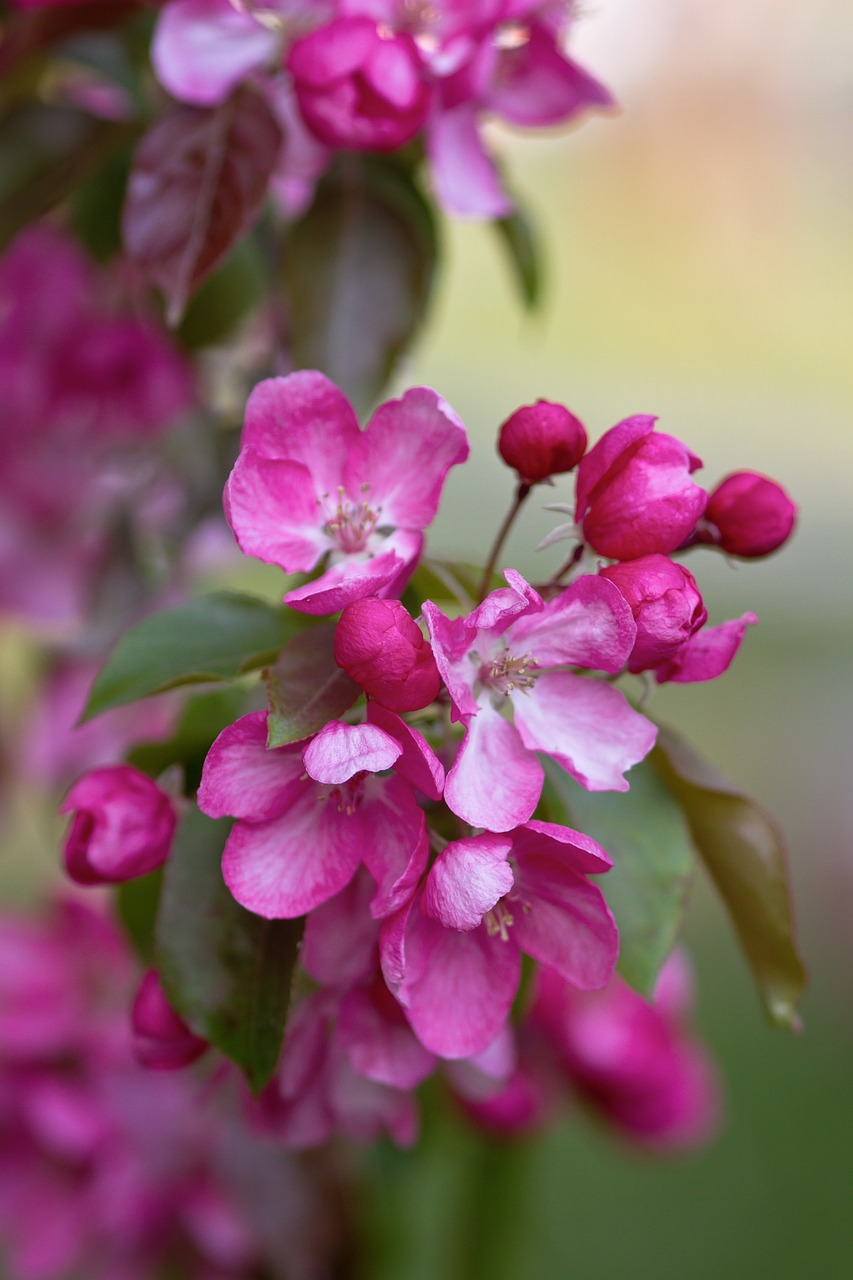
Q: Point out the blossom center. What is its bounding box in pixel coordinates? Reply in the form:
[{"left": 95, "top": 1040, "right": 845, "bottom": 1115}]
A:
[
  {"left": 321, "top": 774, "right": 366, "bottom": 816},
  {"left": 477, "top": 646, "right": 538, "bottom": 698},
  {"left": 322, "top": 486, "right": 381, "bottom": 555}
]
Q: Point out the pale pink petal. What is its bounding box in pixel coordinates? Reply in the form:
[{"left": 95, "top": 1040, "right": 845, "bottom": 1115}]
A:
[
  {"left": 346, "top": 387, "right": 469, "bottom": 529},
  {"left": 513, "top": 672, "right": 657, "bottom": 792},
  {"left": 303, "top": 720, "right": 401, "bottom": 785},
  {"left": 445, "top": 702, "right": 544, "bottom": 831},
  {"left": 300, "top": 870, "right": 378, "bottom": 987},
  {"left": 424, "top": 834, "right": 514, "bottom": 931},
  {"left": 575, "top": 414, "right": 656, "bottom": 521},
  {"left": 421, "top": 602, "right": 480, "bottom": 720},
  {"left": 241, "top": 371, "right": 360, "bottom": 492},
  {"left": 284, "top": 549, "right": 407, "bottom": 615},
  {"left": 198, "top": 712, "right": 305, "bottom": 822},
  {"left": 655, "top": 613, "right": 758, "bottom": 684},
  {"left": 339, "top": 982, "right": 436, "bottom": 1088},
  {"left": 511, "top": 863, "right": 618, "bottom": 989},
  {"left": 466, "top": 568, "right": 542, "bottom": 636},
  {"left": 366, "top": 703, "right": 445, "bottom": 800},
  {"left": 222, "top": 787, "right": 364, "bottom": 917},
  {"left": 224, "top": 451, "right": 327, "bottom": 571},
  {"left": 508, "top": 575, "right": 636, "bottom": 673},
  {"left": 510, "top": 819, "right": 613, "bottom": 875},
  {"left": 426, "top": 105, "right": 513, "bottom": 219},
  {"left": 358, "top": 777, "right": 429, "bottom": 920},
  {"left": 488, "top": 26, "right": 614, "bottom": 127},
  {"left": 152, "top": 0, "right": 280, "bottom": 107}
]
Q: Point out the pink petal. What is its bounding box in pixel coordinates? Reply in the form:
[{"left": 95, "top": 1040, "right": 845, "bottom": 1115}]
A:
[
  {"left": 466, "top": 568, "right": 543, "bottom": 636},
  {"left": 511, "top": 862, "right": 618, "bottom": 989},
  {"left": 426, "top": 105, "right": 513, "bottom": 219},
  {"left": 152, "top": 0, "right": 280, "bottom": 106},
  {"left": 424, "top": 834, "right": 514, "bottom": 931},
  {"left": 655, "top": 613, "right": 758, "bottom": 684},
  {"left": 359, "top": 776, "right": 429, "bottom": 920},
  {"left": 241, "top": 371, "right": 360, "bottom": 494},
  {"left": 283, "top": 548, "right": 409, "bottom": 615},
  {"left": 575, "top": 414, "right": 656, "bottom": 521},
  {"left": 366, "top": 703, "right": 445, "bottom": 801},
  {"left": 421, "top": 601, "right": 480, "bottom": 720},
  {"left": 508, "top": 574, "right": 636, "bottom": 673},
  {"left": 303, "top": 720, "right": 401, "bottom": 784},
  {"left": 300, "top": 869, "right": 379, "bottom": 987},
  {"left": 346, "top": 387, "right": 469, "bottom": 529},
  {"left": 198, "top": 712, "right": 305, "bottom": 822},
  {"left": 514, "top": 672, "right": 657, "bottom": 792},
  {"left": 339, "top": 982, "right": 436, "bottom": 1088},
  {"left": 488, "top": 26, "right": 614, "bottom": 127},
  {"left": 510, "top": 819, "right": 613, "bottom": 875},
  {"left": 224, "top": 451, "right": 327, "bottom": 572},
  {"left": 445, "top": 702, "right": 544, "bottom": 831}
]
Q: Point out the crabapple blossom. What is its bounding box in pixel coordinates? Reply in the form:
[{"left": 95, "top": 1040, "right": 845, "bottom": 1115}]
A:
[
  {"left": 60, "top": 766, "right": 177, "bottom": 885},
  {"left": 575, "top": 415, "right": 708, "bottom": 560},
  {"left": 699, "top": 471, "right": 797, "bottom": 558},
  {"left": 224, "top": 370, "right": 468, "bottom": 614},
  {"left": 600, "top": 554, "right": 707, "bottom": 673},
  {"left": 498, "top": 399, "right": 587, "bottom": 485},
  {"left": 423, "top": 569, "right": 656, "bottom": 830},
  {"left": 334, "top": 597, "right": 441, "bottom": 712},
  {"left": 131, "top": 970, "right": 209, "bottom": 1070}
]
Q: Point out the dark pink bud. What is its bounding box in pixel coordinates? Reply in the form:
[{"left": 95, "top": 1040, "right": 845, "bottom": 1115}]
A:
[
  {"left": 288, "top": 18, "right": 432, "bottom": 153},
  {"left": 60, "top": 765, "right": 176, "bottom": 885},
  {"left": 600, "top": 555, "right": 707, "bottom": 673},
  {"left": 497, "top": 400, "right": 587, "bottom": 484},
  {"left": 576, "top": 416, "right": 707, "bottom": 560},
  {"left": 700, "top": 471, "right": 796, "bottom": 558},
  {"left": 334, "top": 598, "right": 441, "bottom": 713},
  {"left": 131, "top": 970, "right": 208, "bottom": 1070}
]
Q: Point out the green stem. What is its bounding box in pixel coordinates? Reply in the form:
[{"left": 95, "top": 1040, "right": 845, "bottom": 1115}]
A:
[{"left": 478, "top": 482, "right": 531, "bottom": 602}]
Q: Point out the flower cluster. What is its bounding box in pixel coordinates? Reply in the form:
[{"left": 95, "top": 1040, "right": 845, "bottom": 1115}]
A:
[
  {"left": 151, "top": 0, "right": 612, "bottom": 216},
  {"left": 61, "top": 371, "right": 794, "bottom": 1150}
]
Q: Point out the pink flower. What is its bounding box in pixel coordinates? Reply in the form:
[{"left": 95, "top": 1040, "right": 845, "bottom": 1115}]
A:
[
  {"left": 197, "top": 710, "right": 444, "bottom": 919},
  {"left": 699, "top": 470, "right": 797, "bottom": 558},
  {"left": 423, "top": 570, "right": 656, "bottom": 831},
  {"left": 152, "top": 0, "right": 285, "bottom": 106},
  {"left": 533, "top": 952, "right": 721, "bottom": 1149},
  {"left": 60, "top": 766, "right": 177, "bottom": 885},
  {"left": 575, "top": 415, "right": 708, "bottom": 560},
  {"left": 600, "top": 554, "right": 707, "bottom": 673},
  {"left": 334, "top": 597, "right": 441, "bottom": 712},
  {"left": 225, "top": 370, "right": 468, "bottom": 614},
  {"left": 288, "top": 16, "right": 433, "bottom": 152},
  {"left": 380, "top": 820, "right": 618, "bottom": 1059},
  {"left": 131, "top": 971, "right": 209, "bottom": 1070},
  {"left": 498, "top": 399, "right": 587, "bottom": 485}
]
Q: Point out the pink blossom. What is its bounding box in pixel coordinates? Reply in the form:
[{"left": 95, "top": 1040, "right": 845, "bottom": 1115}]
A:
[
  {"left": 380, "top": 819, "right": 618, "bottom": 1059},
  {"left": 699, "top": 470, "right": 797, "bottom": 558},
  {"left": 423, "top": 570, "right": 656, "bottom": 831},
  {"left": 198, "top": 711, "right": 443, "bottom": 919},
  {"left": 600, "top": 554, "right": 707, "bottom": 673},
  {"left": 225, "top": 370, "right": 468, "bottom": 614},
  {"left": 654, "top": 612, "right": 758, "bottom": 684},
  {"left": 131, "top": 971, "right": 209, "bottom": 1070},
  {"left": 575, "top": 415, "right": 708, "bottom": 560},
  {"left": 498, "top": 399, "right": 587, "bottom": 485},
  {"left": 60, "top": 766, "right": 177, "bottom": 885},
  {"left": 533, "top": 952, "right": 721, "bottom": 1149},
  {"left": 334, "top": 597, "right": 441, "bottom": 712}
]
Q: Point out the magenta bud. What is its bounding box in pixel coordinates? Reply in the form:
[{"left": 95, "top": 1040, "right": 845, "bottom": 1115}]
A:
[
  {"left": 288, "top": 18, "right": 432, "bottom": 153},
  {"left": 576, "top": 416, "right": 708, "bottom": 561},
  {"left": 334, "top": 598, "right": 441, "bottom": 713},
  {"left": 60, "top": 765, "right": 177, "bottom": 885},
  {"left": 131, "top": 970, "right": 208, "bottom": 1071},
  {"left": 700, "top": 471, "right": 796, "bottom": 558},
  {"left": 498, "top": 400, "right": 587, "bottom": 484},
  {"left": 600, "top": 555, "right": 707, "bottom": 672}
]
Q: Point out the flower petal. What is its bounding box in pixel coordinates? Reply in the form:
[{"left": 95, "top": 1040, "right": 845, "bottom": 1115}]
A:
[
  {"left": 424, "top": 835, "right": 514, "bottom": 931},
  {"left": 508, "top": 574, "right": 636, "bottom": 673},
  {"left": 152, "top": 0, "right": 280, "bottom": 107},
  {"left": 575, "top": 414, "right": 655, "bottom": 521},
  {"left": 511, "top": 862, "right": 618, "bottom": 989},
  {"left": 224, "top": 451, "right": 326, "bottom": 572},
  {"left": 510, "top": 820, "right": 613, "bottom": 875},
  {"left": 359, "top": 777, "right": 429, "bottom": 920},
  {"left": 426, "top": 105, "right": 513, "bottom": 218},
  {"left": 284, "top": 549, "right": 407, "bottom": 615},
  {"left": 445, "top": 703, "right": 543, "bottom": 831},
  {"left": 366, "top": 703, "right": 445, "bottom": 801},
  {"left": 242, "top": 371, "right": 360, "bottom": 493},
  {"left": 198, "top": 712, "right": 305, "bottom": 823},
  {"left": 655, "top": 613, "right": 758, "bottom": 684},
  {"left": 303, "top": 721, "right": 401, "bottom": 785}
]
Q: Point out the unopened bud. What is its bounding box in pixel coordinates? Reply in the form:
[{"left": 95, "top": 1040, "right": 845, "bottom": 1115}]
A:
[
  {"left": 600, "top": 555, "right": 707, "bottom": 672},
  {"left": 700, "top": 471, "right": 796, "bottom": 558},
  {"left": 498, "top": 400, "right": 587, "bottom": 484},
  {"left": 334, "top": 598, "right": 441, "bottom": 713},
  {"left": 60, "top": 765, "right": 176, "bottom": 885},
  {"left": 131, "top": 970, "right": 208, "bottom": 1070}
]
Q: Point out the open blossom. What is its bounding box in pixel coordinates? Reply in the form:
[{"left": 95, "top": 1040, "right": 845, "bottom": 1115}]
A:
[
  {"left": 381, "top": 820, "right": 618, "bottom": 1059},
  {"left": 198, "top": 710, "right": 444, "bottom": 919},
  {"left": 334, "top": 597, "right": 441, "bottom": 712},
  {"left": 60, "top": 765, "right": 177, "bottom": 885},
  {"left": 224, "top": 370, "right": 468, "bottom": 614},
  {"left": 423, "top": 570, "right": 657, "bottom": 831}
]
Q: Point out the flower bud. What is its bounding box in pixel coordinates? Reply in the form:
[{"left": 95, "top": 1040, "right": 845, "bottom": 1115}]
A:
[
  {"left": 60, "top": 765, "right": 177, "bottom": 885},
  {"left": 600, "top": 555, "right": 707, "bottom": 672},
  {"left": 334, "top": 598, "right": 441, "bottom": 713},
  {"left": 288, "top": 18, "right": 431, "bottom": 153},
  {"left": 576, "top": 416, "right": 707, "bottom": 560},
  {"left": 131, "top": 970, "right": 208, "bottom": 1071},
  {"left": 700, "top": 471, "right": 796, "bottom": 558},
  {"left": 498, "top": 400, "right": 587, "bottom": 484}
]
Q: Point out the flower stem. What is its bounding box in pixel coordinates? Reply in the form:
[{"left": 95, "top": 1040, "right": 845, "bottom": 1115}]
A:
[
  {"left": 478, "top": 482, "right": 531, "bottom": 602},
  {"left": 552, "top": 540, "right": 585, "bottom": 584}
]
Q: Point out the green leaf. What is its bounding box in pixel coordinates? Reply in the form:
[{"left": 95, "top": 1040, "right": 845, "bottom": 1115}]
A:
[
  {"left": 651, "top": 725, "right": 806, "bottom": 1030},
  {"left": 405, "top": 558, "right": 481, "bottom": 615},
  {"left": 282, "top": 154, "right": 438, "bottom": 415},
  {"left": 116, "top": 867, "right": 162, "bottom": 963},
  {"left": 83, "top": 593, "right": 302, "bottom": 721},
  {"left": 540, "top": 757, "right": 694, "bottom": 997},
  {"left": 493, "top": 202, "right": 542, "bottom": 310},
  {"left": 265, "top": 624, "right": 360, "bottom": 749},
  {"left": 177, "top": 235, "right": 265, "bottom": 350},
  {"left": 129, "top": 687, "right": 248, "bottom": 793},
  {"left": 155, "top": 807, "right": 303, "bottom": 1091}
]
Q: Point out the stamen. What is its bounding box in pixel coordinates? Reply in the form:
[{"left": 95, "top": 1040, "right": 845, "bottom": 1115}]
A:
[{"left": 485, "top": 902, "right": 515, "bottom": 942}]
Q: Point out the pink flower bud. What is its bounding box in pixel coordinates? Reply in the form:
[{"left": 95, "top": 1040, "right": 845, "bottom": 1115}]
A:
[
  {"left": 334, "top": 598, "right": 441, "bottom": 713},
  {"left": 497, "top": 400, "right": 587, "bottom": 484},
  {"left": 131, "top": 970, "right": 208, "bottom": 1071},
  {"left": 700, "top": 471, "right": 796, "bottom": 558},
  {"left": 600, "top": 555, "right": 707, "bottom": 673},
  {"left": 288, "top": 18, "right": 432, "bottom": 153},
  {"left": 60, "top": 765, "right": 177, "bottom": 885},
  {"left": 575, "top": 416, "right": 707, "bottom": 560}
]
